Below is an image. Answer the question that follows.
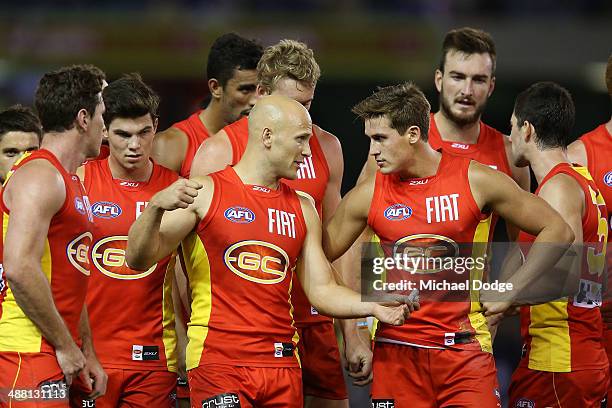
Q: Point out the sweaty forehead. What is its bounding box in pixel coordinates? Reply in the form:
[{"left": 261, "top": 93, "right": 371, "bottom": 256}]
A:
[
  {"left": 0, "top": 131, "right": 40, "bottom": 148},
  {"left": 444, "top": 50, "right": 493, "bottom": 76}
]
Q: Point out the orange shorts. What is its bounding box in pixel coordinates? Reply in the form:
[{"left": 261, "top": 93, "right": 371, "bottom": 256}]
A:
[
  {"left": 297, "top": 321, "right": 348, "bottom": 400},
  {"left": 70, "top": 368, "right": 175, "bottom": 408},
  {"left": 508, "top": 365, "right": 609, "bottom": 408},
  {"left": 0, "top": 352, "right": 68, "bottom": 408},
  {"left": 371, "top": 342, "right": 501, "bottom": 408},
  {"left": 188, "top": 364, "right": 302, "bottom": 408}
]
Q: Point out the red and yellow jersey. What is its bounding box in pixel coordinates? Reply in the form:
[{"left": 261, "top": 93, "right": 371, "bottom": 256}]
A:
[
  {"left": 368, "top": 153, "right": 493, "bottom": 352},
  {"left": 428, "top": 114, "right": 512, "bottom": 177},
  {"left": 172, "top": 110, "right": 211, "bottom": 178},
  {"left": 83, "top": 158, "right": 179, "bottom": 371},
  {"left": 183, "top": 166, "right": 307, "bottom": 369},
  {"left": 0, "top": 149, "right": 93, "bottom": 353},
  {"left": 224, "top": 116, "right": 331, "bottom": 325},
  {"left": 581, "top": 124, "right": 612, "bottom": 268},
  {"left": 519, "top": 163, "right": 608, "bottom": 372}
]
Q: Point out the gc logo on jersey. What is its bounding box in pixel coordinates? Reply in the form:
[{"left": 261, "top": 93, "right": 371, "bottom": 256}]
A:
[
  {"left": 67, "top": 232, "right": 92, "bottom": 276},
  {"left": 393, "top": 234, "right": 459, "bottom": 274},
  {"left": 224, "top": 240, "right": 289, "bottom": 284},
  {"left": 224, "top": 206, "right": 255, "bottom": 224},
  {"left": 384, "top": 204, "right": 413, "bottom": 221},
  {"left": 92, "top": 236, "right": 156, "bottom": 280},
  {"left": 91, "top": 201, "right": 122, "bottom": 219},
  {"left": 604, "top": 171, "right": 612, "bottom": 187}
]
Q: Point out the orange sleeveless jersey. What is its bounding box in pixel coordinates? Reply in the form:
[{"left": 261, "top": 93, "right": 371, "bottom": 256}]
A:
[
  {"left": 518, "top": 163, "right": 608, "bottom": 372},
  {"left": 182, "top": 167, "right": 307, "bottom": 370},
  {"left": 368, "top": 153, "right": 493, "bottom": 351},
  {"left": 224, "top": 116, "right": 331, "bottom": 325},
  {"left": 83, "top": 158, "right": 178, "bottom": 371},
  {"left": 581, "top": 124, "right": 612, "bottom": 268},
  {"left": 428, "top": 114, "right": 512, "bottom": 176},
  {"left": 172, "top": 110, "right": 211, "bottom": 178},
  {"left": 0, "top": 149, "right": 93, "bottom": 353}
]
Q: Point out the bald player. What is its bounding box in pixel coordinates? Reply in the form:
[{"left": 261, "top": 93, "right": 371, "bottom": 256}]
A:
[
  {"left": 0, "top": 105, "right": 42, "bottom": 183},
  {"left": 191, "top": 39, "right": 356, "bottom": 407},
  {"left": 0, "top": 65, "right": 107, "bottom": 406},
  {"left": 152, "top": 33, "right": 263, "bottom": 178},
  {"left": 126, "top": 95, "right": 415, "bottom": 408},
  {"left": 324, "top": 83, "right": 573, "bottom": 407},
  {"left": 568, "top": 53, "right": 612, "bottom": 400}
]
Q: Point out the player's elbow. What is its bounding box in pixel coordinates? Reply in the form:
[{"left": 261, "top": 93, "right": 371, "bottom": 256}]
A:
[{"left": 125, "top": 241, "right": 154, "bottom": 271}]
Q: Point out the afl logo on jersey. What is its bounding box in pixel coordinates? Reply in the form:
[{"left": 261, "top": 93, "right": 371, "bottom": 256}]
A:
[
  {"left": 384, "top": 204, "right": 413, "bottom": 221},
  {"left": 603, "top": 171, "right": 612, "bottom": 187},
  {"left": 92, "top": 236, "right": 156, "bottom": 280},
  {"left": 92, "top": 201, "right": 122, "bottom": 219},
  {"left": 67, "top": 232, "right": 93, "bottom": 276},
  {"left": 224, "top": 206, "right": 255, "bottom": 223},
  {"left": 224, "top": 240, "right": 289, "bottom": 284}
]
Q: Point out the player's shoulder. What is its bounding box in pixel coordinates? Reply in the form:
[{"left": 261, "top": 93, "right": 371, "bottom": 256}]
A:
[
  {"left": 313, "top": 124, "right": 341, "bottom": 150},
  {"left": 4, "top": 157, "right": 65, "bottom": 210},
  {"left": 155, "top": 126, "right": 188, "bottom": 146},
  {"left": 567, "top": 139, "right": 587, "bottom": 166}
]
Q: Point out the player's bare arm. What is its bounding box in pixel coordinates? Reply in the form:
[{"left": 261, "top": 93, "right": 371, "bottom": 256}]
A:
[
  {"left": 323, "top": 176, "right": 375, "bottom": 262},
  {"left": 298, "top": 195, "right": 414, "bottom": 324},
  {"left": 566, "top": 139, "right": 588, "bottom": 166},
  {"left": 151, "top": 127, "right": 189, "bottom": 173},
  {"left": 3, "top": 159, "right": 86, "bottom": 384},
  {"left": 77, "top": 305, "right": 108, "bottom": 399},
  {"left": 126, "top": 177, "right": 209, "bottom": 270},
  {"left": 469, "top": 161, "right": 575, "bottom": 313},
  {"left": 189, "top": 129, "right": 233, "bottom": 177}
]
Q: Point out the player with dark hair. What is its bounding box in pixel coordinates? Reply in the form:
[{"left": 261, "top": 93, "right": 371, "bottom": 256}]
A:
[
  {"left": 152, "top": 32, "right": 263, "bottom": 178},
  {"left": 508, "top": 82, "right": 609, "bottom": 407},
  {"left": 70, "top": 73, "right": 180, "bottom": 407},
  {"left": 0, "top": 105, "right": 42, "bottom": 182},
  {"left": 324, "top": 82, "right": 573, "bottom": 407},
  {"left": 0, "top": 64, "right": 107, "bottom": 406}
]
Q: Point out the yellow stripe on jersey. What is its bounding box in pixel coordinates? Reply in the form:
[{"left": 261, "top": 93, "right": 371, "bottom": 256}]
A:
[
  {"left": 468, "top": 215, "right": 493, "bottom": 353},
  {"left": 528, "top": 300, "right": 571, "bottom": 372},
  {"left": 161, "top": 254, "right": 177, "bottom": 373},
  {"left": 287, "top": 271, "right": 301, "bottom": 367},
  {"left": 182, "top": 232, "right": 212, "bottom": 370},
  {"left": 0, "top": 213, "right": 51, "bottom": 352},
  {"left": 571, "top": 165, "right": 593, "bottom": 181}
]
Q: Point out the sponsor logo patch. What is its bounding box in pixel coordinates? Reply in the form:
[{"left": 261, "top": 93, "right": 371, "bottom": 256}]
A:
[
  {"left": 132, "top": 345, "right": 159, "bottom": 361},
  {"left": 273, "top": 342, "right": 295, "bottom": 358},
  {"left": 384, "top": 204, "right": 413, "bottom": 221},
  {"left": 202, "top": 392, "right": 241, "bottom": 408},
  {"left": 371, "top": 400, "right": 395, "bottom": 408},
  {"left": 74, "top": 197, "right": 86, "bottom": 215},
  {"left": 451, "top": 142, "right": 470, "bottom": 150},
  {"left": 91, "top": 201, "right": 122, "bottom": 219},
  {"left": 224, "top": 240, "right": 289, "bottom": 284},
  {"left": 604, "top": 171, "right": 612, "bottom": 187},
  {"left": 515, "top": 398, "right": 535, "bottom": 408},
  {"left": 82, "top": 400, "right": 96, "bottom": 407},
  {"left": 224, "top": 206, "right": 255, "bottom": 223}
]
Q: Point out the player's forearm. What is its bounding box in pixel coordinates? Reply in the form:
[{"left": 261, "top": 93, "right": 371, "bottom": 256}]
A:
[
  {"left": 507, "top": 223, "right": 574, "bottom": 302},
  {"left": 78, "top": 305, "right": 96, "bottom": 358},
  {"left": 6, "top": 264, "right": 75, "bottom": 350},
  {"left": 307, "top": 282, "right": 374, "bottom": 319},
  {"left": 126, "top": 203, "right": 166, "bottom": 270}
]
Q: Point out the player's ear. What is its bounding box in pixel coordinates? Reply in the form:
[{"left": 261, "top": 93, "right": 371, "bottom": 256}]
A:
[
  {"left": 75, "top": 108, "right": 89, "bottom": 133},
  {"left": 407, "top": 126, "right": 421, "bottom": 144},
  {"left": 522, "top": 120, "right": 534, "bottom": 143},
  {"left": 256, "top": 84, "right": 269, "bottom": 97},
  {"left": 261, "top": 127, "right": 273, "bottom": 148},
  {"left": 152, "top": 116, "right": 159, "bottom": 134},
  {"left": 208, "top": 78, "right": 222, "bottom": 99},
  {"left": 434, "top": 69, "right": 443, "bottom": 93},
  {"left": 488, "top": 75, "right": 496, "bottom": 97}
]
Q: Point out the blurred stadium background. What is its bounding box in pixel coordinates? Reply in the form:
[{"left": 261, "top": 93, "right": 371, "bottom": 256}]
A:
[{"left": 1, "top": 2, "right": 610, "bottom": 407}]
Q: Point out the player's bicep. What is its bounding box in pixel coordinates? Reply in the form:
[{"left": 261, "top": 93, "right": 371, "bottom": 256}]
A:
[
  {"left": 190, "top": 132, "right": 232, "bottom": 177},
  {"left": 538, "top": 177, "right": 584, "bottom": 243}
]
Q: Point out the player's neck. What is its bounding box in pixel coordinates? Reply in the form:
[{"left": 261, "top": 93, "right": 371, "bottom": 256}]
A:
[
  {"left": 397, "top": 144, "right": 442, "bottom": 180},
  {"left": 40, "top": 131, "right": 86, "bottom": 174},
  {"left": 529, "top": 149, "right": 569, "bottom": 184},
  {"left": 433, "top": 111, "right": 481, "bottom": 144},
  {"left": 233, "top": 151, "right": 280, "bottom": 190},
  {"left": 107, "top": 155, "right": 153, "bottom": 182},
  {"left": 200, "top": 102, "right": 227, "bottom": 136}
]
